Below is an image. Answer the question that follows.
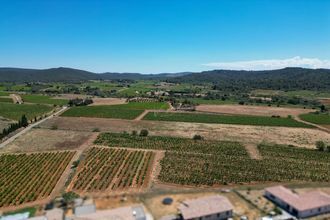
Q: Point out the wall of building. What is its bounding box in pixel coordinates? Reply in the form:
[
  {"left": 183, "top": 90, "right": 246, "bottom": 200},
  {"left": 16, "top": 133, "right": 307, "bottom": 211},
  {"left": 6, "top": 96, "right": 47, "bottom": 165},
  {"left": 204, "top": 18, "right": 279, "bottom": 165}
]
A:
[{"left": 189, "top": 210, "right": 232, "bottom": 220}]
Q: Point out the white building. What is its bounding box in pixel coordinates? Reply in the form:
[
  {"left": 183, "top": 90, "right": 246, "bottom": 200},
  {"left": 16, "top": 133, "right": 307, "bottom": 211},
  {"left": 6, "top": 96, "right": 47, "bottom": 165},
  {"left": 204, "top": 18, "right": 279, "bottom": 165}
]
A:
[
  {"left": 178, "top": 195, "right": 233, "bottom": 220},
  {"left": 265, "top": 185, "right": 330, "bottom": 218}
]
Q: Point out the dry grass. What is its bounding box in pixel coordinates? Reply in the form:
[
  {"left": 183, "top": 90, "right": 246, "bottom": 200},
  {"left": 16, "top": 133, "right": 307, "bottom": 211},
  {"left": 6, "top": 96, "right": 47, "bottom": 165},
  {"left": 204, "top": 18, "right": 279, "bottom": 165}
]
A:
[
  {"left": 91, "top": 98, "right": 126, "bottom": 106},
  {"left": 39, "top": 117, "right": 330, "bottom": 148},
  {"left": 0, "top": 117, "right": 13, "bottom": 131},
  {"left": 196, "top": 104, "right": 314, "bottom": 117},
  {"left": 1, "top": 128, "right": 93, "bottom": 153}
]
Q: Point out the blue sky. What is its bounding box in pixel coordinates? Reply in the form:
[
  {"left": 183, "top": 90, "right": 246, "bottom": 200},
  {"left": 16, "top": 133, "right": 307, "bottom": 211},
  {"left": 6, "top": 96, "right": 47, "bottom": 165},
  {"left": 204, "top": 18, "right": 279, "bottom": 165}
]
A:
[{"left": 0, "top": 0, "right": 329, "bottom": 73}]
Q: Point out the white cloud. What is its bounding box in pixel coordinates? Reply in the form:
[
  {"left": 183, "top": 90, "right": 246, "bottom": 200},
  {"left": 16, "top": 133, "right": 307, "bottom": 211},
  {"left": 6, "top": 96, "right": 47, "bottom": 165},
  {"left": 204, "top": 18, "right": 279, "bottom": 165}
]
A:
[{"left": 202, "top": 56, "right": 330, "bottom": 70}]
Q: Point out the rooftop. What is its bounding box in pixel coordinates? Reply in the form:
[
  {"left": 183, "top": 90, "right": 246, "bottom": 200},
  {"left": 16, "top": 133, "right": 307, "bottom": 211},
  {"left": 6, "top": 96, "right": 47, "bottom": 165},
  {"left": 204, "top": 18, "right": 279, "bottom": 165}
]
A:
[
  {"left": 265, "top": 185, "right": 330, "bottom": 211},
  {"left": 178, "top": 195, "right": 233, "bottom": 219}
]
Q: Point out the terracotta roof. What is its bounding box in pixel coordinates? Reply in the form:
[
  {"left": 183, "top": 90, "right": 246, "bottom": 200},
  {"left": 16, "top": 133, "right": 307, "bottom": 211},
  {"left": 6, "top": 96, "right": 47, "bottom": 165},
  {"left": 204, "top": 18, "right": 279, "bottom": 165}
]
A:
[
  {"left": 178, "top": 195, "right": 233, "bottom": 219},
  {"left": 265, "top": 185, "right": 330, "bottom": 211}
]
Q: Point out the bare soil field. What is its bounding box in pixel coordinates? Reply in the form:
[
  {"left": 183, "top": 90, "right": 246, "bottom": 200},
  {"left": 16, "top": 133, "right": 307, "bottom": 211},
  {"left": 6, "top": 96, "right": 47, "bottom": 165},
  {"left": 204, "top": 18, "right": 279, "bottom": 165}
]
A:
[
  {"left": 1, "top": 128, "right": 93, "bottom": 152},
  {"left": 40, "top": 117, "right": 330, "bottom": 148},
  {"left": 143, "top": 191, "right": 260, "bottom": 220},
  {"left": 196, "top": 104, "right": 314, "bottom": 117},
  {"left": 53, "top": 94, "right": 93, "bottom": 100},
  {"left": 319, "top": 98, "right": 330, "bottom": 106},
  {"left": 91, "top": 98, "right": 126, "bottom": 106}
]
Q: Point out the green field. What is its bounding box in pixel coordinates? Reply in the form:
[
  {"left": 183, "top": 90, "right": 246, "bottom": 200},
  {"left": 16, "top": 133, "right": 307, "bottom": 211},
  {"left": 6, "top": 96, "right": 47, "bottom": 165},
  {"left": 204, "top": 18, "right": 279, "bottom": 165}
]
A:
[
  {"left": 0, "top": 97, "right": 13, "bottom": 103},
  {"left": 0, "top": 91, "right": 9, "bottom": 96},
  {"left": 299, "top": 113, "right": 330, "bottom": 124},
  {"left": 62, "top": 102, "right": 168, "bottom": 119},
  {"left": 143, "top": 112, "right": 313, "bottom": 128},
  {"left": 94, "top": 133, "right": 330, "bottom": 186},
  {"left": 0, "top": 103, "right": 53, "bottom": 121},
  {"left": 178, "top": 98, "right": 237, "bottom": 105},
  {"left": 21, "top": 94, "right": 68, "bottom": 106}
]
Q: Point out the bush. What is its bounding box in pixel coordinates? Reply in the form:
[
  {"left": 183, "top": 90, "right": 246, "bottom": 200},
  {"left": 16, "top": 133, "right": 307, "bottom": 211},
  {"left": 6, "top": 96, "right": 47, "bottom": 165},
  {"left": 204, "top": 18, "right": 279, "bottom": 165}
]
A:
[
  {"left": 139, "top": 129, "right": 149, "bottom": 137},
  {"left": 316, "top": 141, "right": 326, "bottom": 151},
  {"left": 62, "top": 191, "right": 79, "bottom": 203},
  {"left": 92, "top": 128, "right": 100, "bottom": 132},
  {"left": 132, "top": 130, "right": 138, "bottom": 136},
  {"left": 192, "top": 134, "right": 203, "bottom": 140}
]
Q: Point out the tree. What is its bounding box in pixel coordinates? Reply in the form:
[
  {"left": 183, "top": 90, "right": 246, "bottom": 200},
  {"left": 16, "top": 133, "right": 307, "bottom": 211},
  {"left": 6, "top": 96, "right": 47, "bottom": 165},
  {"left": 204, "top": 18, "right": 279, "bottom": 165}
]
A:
[
  {"left": 193, "top": 135, "right": 204, "bottom": 140},
  {"left": 316, "top": 141, "right": 326, "bottom": 151},
  {"left": 20, "top": 115, "right": 28, "bottom": 127},
  {"left": 139, "top": 129, "right": 149, "bottom": 137},
  {"left": 62, "top": 191, "right": 79, "bottom": 203}
]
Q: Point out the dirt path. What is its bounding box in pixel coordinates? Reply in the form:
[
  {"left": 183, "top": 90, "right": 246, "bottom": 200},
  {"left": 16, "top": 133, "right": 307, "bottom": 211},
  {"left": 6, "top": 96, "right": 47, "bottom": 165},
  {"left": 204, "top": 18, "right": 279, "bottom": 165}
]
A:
[
  {"left": 244, "top": 143, "right": 262, "bottom": 160},
  {"left": 293, "top": 115, "right": 330, "bottom": 134},
  {"left": 10, "top": 93, "right": 23, "bottom": 104},
  {"left": 134, "top": 110, "right": 150, "bottom": 121}
]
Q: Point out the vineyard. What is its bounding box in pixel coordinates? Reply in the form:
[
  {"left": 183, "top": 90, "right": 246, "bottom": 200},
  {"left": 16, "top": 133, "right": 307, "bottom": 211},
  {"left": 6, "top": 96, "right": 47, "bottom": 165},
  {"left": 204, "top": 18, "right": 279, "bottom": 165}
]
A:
[
  {"left": 70, "top": 147, "right": 155, "bottom": 192},
  {"left": 0, "top": 151, "right": 75, "bottom": 207},
  {"left": 94, "top": 133, "right": 330, "bottom": 186},
  {"left": 159, "top": 144, "right": 330, "bottom": 186},
  {"left": 143, "top": 112, "right": 313, "bottom": 128},
  {"left": 94, "top": 132, "right": 244, "bottom": 155}
]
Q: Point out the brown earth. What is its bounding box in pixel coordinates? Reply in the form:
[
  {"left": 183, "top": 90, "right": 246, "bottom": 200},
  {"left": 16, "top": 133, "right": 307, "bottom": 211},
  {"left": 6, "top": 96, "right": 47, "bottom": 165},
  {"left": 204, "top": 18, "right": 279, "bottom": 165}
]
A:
[
  {"left": 1, "top": 128, "right": 93, "bottom": 153},
  {"left": 53, "top": 94, "right": 93, "bottom": 100},
  {"left": 39, "top": 117, "right": 330, "bottom": 148},
  {"left": 0, "top": 117, "right": 13, "bottom": 131},
  {"left": 91, "top": 98, "right": 126, "bottom": 106},
  {"left": 196, "top": 104, "right": 314, "bottom": 117}
]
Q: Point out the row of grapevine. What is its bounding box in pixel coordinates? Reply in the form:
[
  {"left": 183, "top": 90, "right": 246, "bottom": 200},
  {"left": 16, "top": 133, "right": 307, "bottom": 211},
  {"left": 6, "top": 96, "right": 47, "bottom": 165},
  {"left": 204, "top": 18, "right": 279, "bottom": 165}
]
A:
[
  {"left": 71, "top": 147, "right": 154, "bottom": 192},
  {"left": 0, "top": 151, "right": 75, "bottom": 207}
]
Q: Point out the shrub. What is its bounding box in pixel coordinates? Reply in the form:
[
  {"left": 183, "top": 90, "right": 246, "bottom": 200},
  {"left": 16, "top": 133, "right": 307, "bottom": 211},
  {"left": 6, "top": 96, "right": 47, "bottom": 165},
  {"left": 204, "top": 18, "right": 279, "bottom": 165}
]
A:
[
  {"left": 132, "top": 130, "right": 138, "bottom": 136},
  {"left": 316, "top": 141, "right": 326, "bottom": 151},
  {"left": 139, "top": 129, "right": 149, "bottom": 137},
  {"left": 62, "top": 191, "right": 79, "bottom": 203},
  {"left": 92, "top": 128, "right": 100, "bottom": 132},
  {"left": 192, "top": 135, "right": 204, "bottom": 140}
]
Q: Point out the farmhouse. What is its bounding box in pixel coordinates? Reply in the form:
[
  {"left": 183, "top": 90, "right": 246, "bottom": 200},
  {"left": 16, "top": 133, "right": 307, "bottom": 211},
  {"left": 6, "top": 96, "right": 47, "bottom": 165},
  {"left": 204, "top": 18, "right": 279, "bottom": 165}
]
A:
[
  {"left": 265, "top": 185, "right": 330, "bottom": 218},
  {"left": 178, "top": 195, "right": 233, "bottom": 220}
]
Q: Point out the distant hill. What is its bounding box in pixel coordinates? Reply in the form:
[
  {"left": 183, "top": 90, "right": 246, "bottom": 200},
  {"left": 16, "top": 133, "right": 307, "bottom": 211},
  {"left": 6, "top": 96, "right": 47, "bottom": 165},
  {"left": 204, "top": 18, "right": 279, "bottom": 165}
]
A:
[
  {"left": 0, "top": 67, "right": 188, "bottom": 82},
  {"left": 167, "top": 67, "right": 330, "bottom": 91},
  {"left": 0, "top": 67, "right": 329, "bottom": 91}
]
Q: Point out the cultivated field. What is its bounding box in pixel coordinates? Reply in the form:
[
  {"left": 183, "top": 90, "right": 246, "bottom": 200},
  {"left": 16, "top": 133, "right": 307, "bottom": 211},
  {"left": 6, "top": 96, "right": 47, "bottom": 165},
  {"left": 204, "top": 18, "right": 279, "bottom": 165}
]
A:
[
  {"left": 94, "top": 133, "right": 330, "bottom": 186},
  {"left": 299, "top": 112, "right": 330, "bottom": 125},
  {"left": 143, "top": 112, "right": 313, "bottom": 128},
  {"left": 0, "top": 97, "right": 13, "bottom": 103},
  {"left": 40, "top": 117, "right": 330, "bottom": 148},
  {"left": 69, "top": 147, "right": 155, "bottom": 193},
  {"left": 91, "top": 98, "right": 126, "bottom": 106},
  {"left": 21, "top": 94, "right": 68, "bottom": 106},
  {"left": 0, "top": 151, "right": 75, "bottom": 207},
  {"left": 61, "top": 102, "right": 169, "bottom": 119},
  {"left": 196, "top": 104, "right": 314, "bottom": 117},
  {"left": 1, "top": 128, "right": 93, "bottom": 153},
  {"left": 0, "top": 103, "right": 53, "bottom": 121}
]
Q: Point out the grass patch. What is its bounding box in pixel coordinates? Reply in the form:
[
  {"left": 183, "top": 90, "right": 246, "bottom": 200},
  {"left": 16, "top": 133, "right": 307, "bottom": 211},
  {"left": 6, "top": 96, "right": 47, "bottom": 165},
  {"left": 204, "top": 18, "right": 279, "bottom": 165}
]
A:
[
  {"left": 61, "top": 102, "right": 168, "bottom": 119},
  {"left": 0, "top": 103, "right": 53, "bottom": 121},
  {"left": 299, "top": 113, "right": 330, "bottom": 124},
  {"left": 21, "top": 94, "right": 68, "bottom": 106},
  {"left": 4, "top": 207, "right": 37, "bottom": 217},
  {"left": 143, "top": 112, "right": 313, "bottom": 128}
]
